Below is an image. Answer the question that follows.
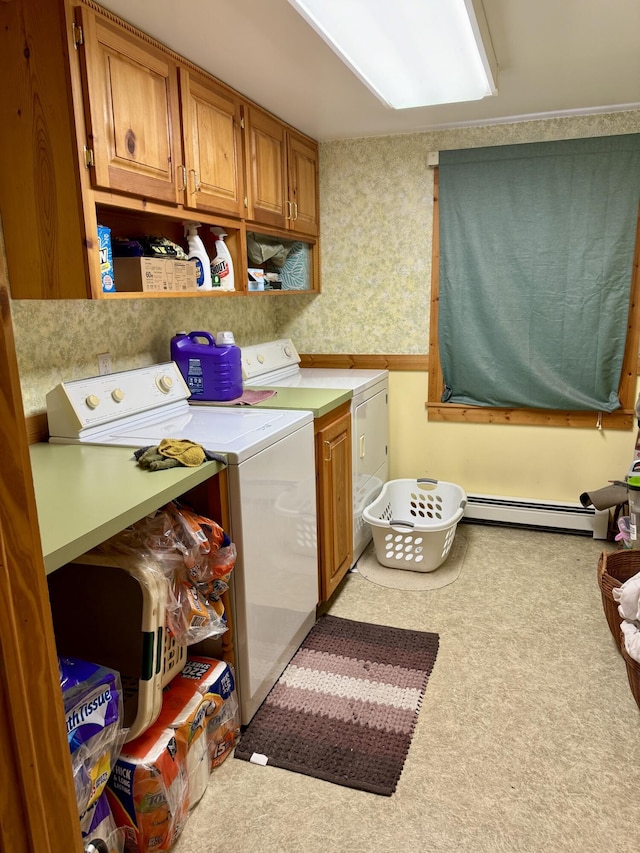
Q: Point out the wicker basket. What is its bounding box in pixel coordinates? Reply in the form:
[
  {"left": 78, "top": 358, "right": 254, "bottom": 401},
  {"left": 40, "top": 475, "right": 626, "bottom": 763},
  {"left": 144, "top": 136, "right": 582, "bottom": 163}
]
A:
[
  {"left": 597, "top": 549, "right": 640, "bottom": 653},
  {"left": 619, "top": 631, "right": 640, "bottom": 710}
]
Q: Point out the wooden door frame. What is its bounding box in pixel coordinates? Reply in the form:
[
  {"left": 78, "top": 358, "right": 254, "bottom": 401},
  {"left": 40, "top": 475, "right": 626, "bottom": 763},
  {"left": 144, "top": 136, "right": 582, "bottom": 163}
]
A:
[{"left": 0, "top": 219, "right": 83, "bottom": 852}]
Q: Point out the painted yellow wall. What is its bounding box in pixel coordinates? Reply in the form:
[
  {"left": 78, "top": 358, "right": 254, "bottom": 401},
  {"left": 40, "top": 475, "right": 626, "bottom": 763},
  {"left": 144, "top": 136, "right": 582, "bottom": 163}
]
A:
[{"left": 388, "top": 373, "right": 638, "bottom": 503}]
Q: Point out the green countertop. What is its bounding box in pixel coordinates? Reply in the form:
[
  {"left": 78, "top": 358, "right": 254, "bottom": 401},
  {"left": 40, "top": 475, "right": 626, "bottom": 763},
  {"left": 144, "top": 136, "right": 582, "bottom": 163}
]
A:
[
  {"left": 238, "top": 386, "right": 352, "bottom": 418},
  {"left": 29, "top": 442, "right": 225, "bottom": 574}
]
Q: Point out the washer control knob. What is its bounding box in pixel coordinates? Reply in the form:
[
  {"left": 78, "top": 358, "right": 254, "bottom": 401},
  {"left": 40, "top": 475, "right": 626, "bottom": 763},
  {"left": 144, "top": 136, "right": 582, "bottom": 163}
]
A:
[
  {"left": 111, "top": 388, "right": 125, "bottom": 403},
  {"left": 156, "top": 375, "right": 174, "bottom": 394},
  {"left": 284, "top": 345, "right": 292, "bottom": 358},
  {"left": 257, "top": 355, "right": 265, "bottom": 364},
  {"left": 85, "top": 394, "right": 100, "bottom": 410}
]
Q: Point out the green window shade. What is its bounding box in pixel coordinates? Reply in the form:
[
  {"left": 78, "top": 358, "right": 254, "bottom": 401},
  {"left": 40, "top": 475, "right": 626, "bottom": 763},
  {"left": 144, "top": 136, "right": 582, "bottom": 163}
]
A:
[{"left": 438, "top": 134, "right": 640, "bottom": 411}]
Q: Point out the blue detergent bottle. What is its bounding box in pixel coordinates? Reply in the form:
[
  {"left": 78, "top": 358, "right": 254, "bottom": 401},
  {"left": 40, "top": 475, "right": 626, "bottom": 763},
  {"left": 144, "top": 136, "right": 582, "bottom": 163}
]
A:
[{"left": 171, "top": 330, "right": 243, "bottom": 401}]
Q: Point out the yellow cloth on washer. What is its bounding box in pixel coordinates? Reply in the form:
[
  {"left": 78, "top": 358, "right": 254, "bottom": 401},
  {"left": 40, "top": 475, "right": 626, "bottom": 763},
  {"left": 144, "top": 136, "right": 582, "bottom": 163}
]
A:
[{"left": 157, "top": 438, "right": 206, "bottom": 467}]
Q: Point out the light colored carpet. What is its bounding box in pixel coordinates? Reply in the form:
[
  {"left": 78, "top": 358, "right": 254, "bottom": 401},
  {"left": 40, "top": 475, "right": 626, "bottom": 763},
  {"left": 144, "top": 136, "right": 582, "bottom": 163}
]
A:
[
  {"left": 173, "top": 524, "right": 640, "bottom": 853},
  {"left": 355, "top": 532, "right": 468, "bottom": 590}
]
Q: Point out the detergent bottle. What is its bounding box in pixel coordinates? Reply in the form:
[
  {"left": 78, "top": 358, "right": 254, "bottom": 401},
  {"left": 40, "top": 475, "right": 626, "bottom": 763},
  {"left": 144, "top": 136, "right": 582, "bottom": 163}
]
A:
[
  {"left": 171, "top": 331, "right": 242, "bottom": 401},
  {"left": 210, "top": 227, "right": 235, "bottom": 291},
  {"left": 184, "top": 222, "right": 212, "bottom": 290}
]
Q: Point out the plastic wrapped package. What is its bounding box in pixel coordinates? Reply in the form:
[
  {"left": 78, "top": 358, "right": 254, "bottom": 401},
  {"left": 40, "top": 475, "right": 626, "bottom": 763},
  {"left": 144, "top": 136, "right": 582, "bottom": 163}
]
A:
[
  {"left": 207, "top": 694, "right": 240, "bottom": 771},
  {"left": 106, "top": 725, "right": 188, "bottom": 853},
  {"left": 59, "top": 657, "right": 127, "bottom": 818},
  {"left": 151, "top": 657, "right": 235, "bottom": 809},
  {"left": 80, "top": 792, "right": 125, "bottom": 853},
  {"left": 246, "top": 231, "right": 289, "bottom": 267},
  {"left": 174, "top": 657, "right": 238, "bottom": 780},
  {"left": 96, "top": 501, "right": 236, "bottom": 648}
]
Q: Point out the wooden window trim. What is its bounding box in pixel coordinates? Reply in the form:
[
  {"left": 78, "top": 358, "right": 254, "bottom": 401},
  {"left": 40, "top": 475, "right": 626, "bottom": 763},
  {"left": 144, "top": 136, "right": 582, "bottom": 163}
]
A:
[{"left": 427, "top": 167, "right": 640, "bottom": 430}]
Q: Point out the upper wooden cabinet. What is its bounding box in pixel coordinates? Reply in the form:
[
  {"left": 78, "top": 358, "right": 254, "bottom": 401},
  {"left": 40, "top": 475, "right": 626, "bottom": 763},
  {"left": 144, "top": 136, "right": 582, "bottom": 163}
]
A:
[
  {"left": 287, "top": 131, "right": 320, "bottom": 237},
  {"left": 76, "top": 4, "right": 183, "bottom": 205},
  {"left": 0, "top": 0, "right": 318, "bottom": 299},
  {"left": 245, "top": 106, "right": 319, "bottom": 238},
  {"left": 179, "top": 68, "right": 245, "bottom": 218}
]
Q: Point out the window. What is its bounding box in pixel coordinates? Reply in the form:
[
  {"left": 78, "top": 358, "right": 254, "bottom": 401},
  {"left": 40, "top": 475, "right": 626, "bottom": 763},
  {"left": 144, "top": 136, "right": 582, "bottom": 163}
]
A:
[{"left": 428, "top": 135, "right": 640, "bottom": 429}]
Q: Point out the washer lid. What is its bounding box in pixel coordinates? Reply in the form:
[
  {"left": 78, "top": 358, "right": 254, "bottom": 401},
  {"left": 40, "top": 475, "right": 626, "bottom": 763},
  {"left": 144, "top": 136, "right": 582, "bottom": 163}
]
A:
[
  {"left": 261, "top": 367, "right": 389, "bottom": 395},
  {"left": 61, "top": 405, "right": 313, "bottom": 464}
]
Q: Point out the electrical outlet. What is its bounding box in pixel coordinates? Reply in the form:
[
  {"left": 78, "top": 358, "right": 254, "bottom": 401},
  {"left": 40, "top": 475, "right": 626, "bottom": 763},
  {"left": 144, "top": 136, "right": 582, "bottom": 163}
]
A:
[{"left": 97, "top": 352, "right": 112, "bottom": 375}]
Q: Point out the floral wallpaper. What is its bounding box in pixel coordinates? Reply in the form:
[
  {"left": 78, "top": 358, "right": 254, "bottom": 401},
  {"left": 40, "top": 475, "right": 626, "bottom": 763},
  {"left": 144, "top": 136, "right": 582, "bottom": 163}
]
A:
[
  {"left": 12, "top": 296, "right": 277, "bottom": 414},
  {"left": 12, "top": 109, "right": 640, "bottom": 415},
  {"left": 277, "top": 109, "right": 640, "bottom": 352}
]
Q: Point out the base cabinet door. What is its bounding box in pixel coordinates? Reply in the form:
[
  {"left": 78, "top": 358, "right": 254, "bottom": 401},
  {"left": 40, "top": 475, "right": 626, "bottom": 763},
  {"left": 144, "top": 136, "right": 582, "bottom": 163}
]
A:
[{"left": 316, "top": 407, "right": 352, "bottom": 603}]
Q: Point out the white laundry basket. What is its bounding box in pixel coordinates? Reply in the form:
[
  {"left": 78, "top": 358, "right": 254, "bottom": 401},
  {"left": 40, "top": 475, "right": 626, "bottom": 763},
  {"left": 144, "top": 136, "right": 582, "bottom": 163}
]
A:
[{"left": 363, "top": 478, "right": 467, "bottom": 572}]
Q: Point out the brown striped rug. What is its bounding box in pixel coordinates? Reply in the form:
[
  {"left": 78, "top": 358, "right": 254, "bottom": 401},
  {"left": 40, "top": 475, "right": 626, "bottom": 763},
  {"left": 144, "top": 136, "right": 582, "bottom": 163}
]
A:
[{"left": 234, "top": 614, "right": 439, "bottom": 796}]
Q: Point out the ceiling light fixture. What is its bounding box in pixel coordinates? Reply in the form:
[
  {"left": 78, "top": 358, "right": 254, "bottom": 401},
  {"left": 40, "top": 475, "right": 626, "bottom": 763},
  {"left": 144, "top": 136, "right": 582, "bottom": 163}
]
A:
[{"left": 287, "top": 0, "right": 498, "bottom": 110}]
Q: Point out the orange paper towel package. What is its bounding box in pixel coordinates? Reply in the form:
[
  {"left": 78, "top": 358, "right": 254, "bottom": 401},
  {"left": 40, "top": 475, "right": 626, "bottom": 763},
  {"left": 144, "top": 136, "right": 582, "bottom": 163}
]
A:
[
  {"left": 157, "top": 656, "right": 239, "bottom": 806},
  {"left": 106, "top": 724, "right": 188, "bottom": 852}
]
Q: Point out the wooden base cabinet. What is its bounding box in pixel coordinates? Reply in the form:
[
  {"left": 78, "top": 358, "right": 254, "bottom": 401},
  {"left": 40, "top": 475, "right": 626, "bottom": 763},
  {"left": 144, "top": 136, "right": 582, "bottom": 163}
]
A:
[{"left": 315, "top": 403, "right": 352, "bottom": 603}]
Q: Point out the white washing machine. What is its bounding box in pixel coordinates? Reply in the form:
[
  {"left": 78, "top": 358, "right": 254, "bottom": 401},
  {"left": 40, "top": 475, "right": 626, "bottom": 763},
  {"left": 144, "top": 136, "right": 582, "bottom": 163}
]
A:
[
  {"left": 46, "top": 362, "right": 318, "bottom": 726},
  {"left": 242, "top": 339, "right": 389, "bottom": 565}
]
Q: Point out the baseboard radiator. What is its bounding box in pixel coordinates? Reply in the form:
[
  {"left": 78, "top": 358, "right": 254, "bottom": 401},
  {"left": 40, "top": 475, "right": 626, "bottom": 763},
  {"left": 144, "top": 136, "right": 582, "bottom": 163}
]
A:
[{"left": 462, "top": 494, "right": 610, "bottom": 539}]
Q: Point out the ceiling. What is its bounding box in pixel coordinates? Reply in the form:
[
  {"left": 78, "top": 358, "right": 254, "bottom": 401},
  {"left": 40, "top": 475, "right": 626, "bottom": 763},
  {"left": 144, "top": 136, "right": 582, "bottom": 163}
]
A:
[{"left": 98, "top": 0, "right": 640, "bottom": 142}]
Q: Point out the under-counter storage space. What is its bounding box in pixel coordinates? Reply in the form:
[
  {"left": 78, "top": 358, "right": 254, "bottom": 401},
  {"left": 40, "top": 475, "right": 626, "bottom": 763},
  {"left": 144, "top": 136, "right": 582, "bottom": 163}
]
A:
[{"left": 48, "top": 556, "right": 186, "bottom": 741}]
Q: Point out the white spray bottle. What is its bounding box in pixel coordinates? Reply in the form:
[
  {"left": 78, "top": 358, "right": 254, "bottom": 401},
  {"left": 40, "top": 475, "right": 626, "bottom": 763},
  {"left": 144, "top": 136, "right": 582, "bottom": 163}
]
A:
[
  {"left": 184, "top": 221, "right": 212, "bottom": 290},
  {"left": 210, "top": 226, "right": 235, "bottom": 291}
]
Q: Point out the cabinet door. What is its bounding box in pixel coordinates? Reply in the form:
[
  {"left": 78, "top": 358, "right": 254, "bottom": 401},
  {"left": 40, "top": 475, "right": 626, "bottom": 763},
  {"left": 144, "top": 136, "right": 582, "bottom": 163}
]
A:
[
  {"left": 287, "top": 131, "right": 319, "bottom": 237},
  {"left": 180, "top": 68, "right": 245, "bottom": 217},
  {"left": 244, "top": 106, "right": 288, "bottom": 229},
  {"left": 77, "top": 6, "right": 182, "bottom": 204},
  {"left": 316, "top": 411, "right": 353, "bottom": 603}
]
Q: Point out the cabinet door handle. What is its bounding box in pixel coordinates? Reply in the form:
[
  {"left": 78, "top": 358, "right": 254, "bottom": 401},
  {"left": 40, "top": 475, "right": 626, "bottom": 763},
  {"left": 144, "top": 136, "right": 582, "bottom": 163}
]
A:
[
  {"left": 190, "top": 169, "right": 200, "bottom": 193},
  {"left": 324, "top": 440, "right": 332, "bottom": 462},
  {"left": 293, "top": 201, "right": 298, "bottom": 221},
  {"left": 286, "top": 200, "right": 292, "bottom": 220},
  {"left": 178, "top": 165, "right": 187, "bottom": 192}
]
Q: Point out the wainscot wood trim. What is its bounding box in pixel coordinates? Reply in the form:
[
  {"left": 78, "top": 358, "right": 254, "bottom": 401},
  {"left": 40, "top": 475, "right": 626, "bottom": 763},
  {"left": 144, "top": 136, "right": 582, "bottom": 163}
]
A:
[
  {"left": 26, "top": 412, "right": 49, "bottom": 445},
  {"left": 24, "top": 351, "right": 640, "bottom": 443},
  {"left": 426, "top": 402, "right": 634, "bottom": 430},
  {"left": 299, "top": 353, "right": 428, "bottom": 370}
]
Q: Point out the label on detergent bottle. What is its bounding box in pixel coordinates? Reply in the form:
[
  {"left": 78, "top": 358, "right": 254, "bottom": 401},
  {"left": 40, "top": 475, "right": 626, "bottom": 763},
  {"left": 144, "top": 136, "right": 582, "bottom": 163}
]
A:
[
  {"left": 211, "top": 257, "right": 229, "bottom": 285},
  {"left": 191, "top": 258, "right": 205, "bottom": 289},
  {"left": 186, "top": 358, "right": 204, "bottom": 396}
]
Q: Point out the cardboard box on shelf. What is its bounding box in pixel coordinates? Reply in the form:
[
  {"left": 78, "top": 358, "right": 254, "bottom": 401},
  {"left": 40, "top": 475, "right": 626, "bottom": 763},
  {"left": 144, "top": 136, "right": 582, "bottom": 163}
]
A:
[{"left": 114, "top": 257, "right": 198, "bottom": 293}]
